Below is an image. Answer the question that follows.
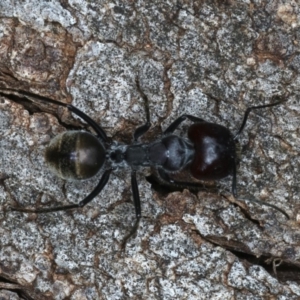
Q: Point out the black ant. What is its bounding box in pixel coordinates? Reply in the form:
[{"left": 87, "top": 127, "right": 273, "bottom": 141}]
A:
[{"left": 8, "top": 79, "right": 289, "bottom": 245}]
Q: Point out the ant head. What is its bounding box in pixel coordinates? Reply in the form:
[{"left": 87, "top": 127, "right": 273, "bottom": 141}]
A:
[{"left": 45, "top": 131, "right": 106, "bottom": 180}]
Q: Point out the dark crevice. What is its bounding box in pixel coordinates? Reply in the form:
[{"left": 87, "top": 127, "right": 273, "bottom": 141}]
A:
[
  {"left": 0, "top": 91, "right": 89, "bottom": 132},
  {"left": 0, "top": 91, "right": 42, "bottom": 115},
  {"left": 193, "top": 230, "right": 300, "bottom": 283},
  {"left": 232, "top": 202, "right": 262, "bottom": 228},
  {"left": 230, "top": 250, "right": 300, "bottom": 283},
  {"left": 0, "top": 174, "right": 10, "bottom": 184},
  {"left": 0, "top": 275, "right": 35, "bottom": 300}
]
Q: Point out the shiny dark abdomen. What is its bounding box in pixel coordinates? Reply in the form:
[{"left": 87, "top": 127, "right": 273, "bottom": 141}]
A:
[{"left": 188, "top": 122, "right": 236, "bottom": 180}]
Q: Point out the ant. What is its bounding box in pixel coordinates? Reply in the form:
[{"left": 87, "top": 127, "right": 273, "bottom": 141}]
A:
[{"left": 8, "top": 79, "right": 289, "bottom": 246}]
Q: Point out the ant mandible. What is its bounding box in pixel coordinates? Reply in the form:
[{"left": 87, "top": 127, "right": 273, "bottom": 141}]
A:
[{"left": 10, "top": 79, "right": 289, "bottom": 245}]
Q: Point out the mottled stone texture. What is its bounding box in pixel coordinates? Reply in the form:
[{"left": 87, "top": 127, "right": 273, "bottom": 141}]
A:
[{"left": 0, "top": 1, "right": 300, "bottom": 299}]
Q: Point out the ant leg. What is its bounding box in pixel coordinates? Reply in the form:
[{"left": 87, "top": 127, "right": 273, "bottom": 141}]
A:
[
  {"left": 158, "top": 160, "right": 237, "bottom": 197},
  {"left": 38, "top": 96, "right": 109, "bottom": 143},
  {"left": 163, "top": 115, "right": 205, "bottom": 135},
  {"left": 157, "top": 168, "right": 209, "bottom": 190},
  {"left": 0, "top": 88, "right": 109, "bottom": 143},
  {"left": 121, "top": 170, "right": 141, "bottom": 248},
  {"left": 131, "top": 171, "right": 142, "bottom": 219},
  {"left": 133, "top": 78, "right": 151, "bottom": 141},
  {"left": 10, "top": 169, "right": 112, "bottom": 213},
  {"left": 134, "top": 81, "right": 206, "bottom": 138},
  {"left": 234, "top": 100, "right": 286, "bottom": 140},
  {"left": 66, "top": 105, "right": 109, "bottom": 143},
  {"left": 237, "top": 198, "right": 290, "bottom": 220},
  {"left": 158, "top": 169, "right": 289, "bottom": 219},
  {"left": 232, "top": 162, "right": 237, "bottom": 197}
]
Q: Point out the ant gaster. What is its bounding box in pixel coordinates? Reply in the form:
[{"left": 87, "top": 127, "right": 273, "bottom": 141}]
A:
[{"left": 9, "top": 79, "right": 289, "bottom": 245}]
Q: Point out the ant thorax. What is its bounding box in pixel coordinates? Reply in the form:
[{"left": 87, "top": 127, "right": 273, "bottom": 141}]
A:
[{"left": 107, "top": 142, "right": 129, "bottom": 169}]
